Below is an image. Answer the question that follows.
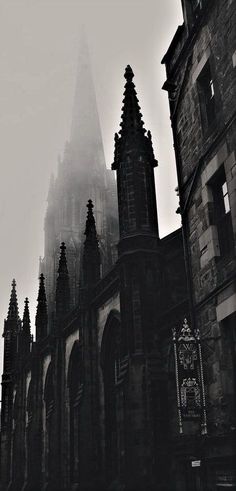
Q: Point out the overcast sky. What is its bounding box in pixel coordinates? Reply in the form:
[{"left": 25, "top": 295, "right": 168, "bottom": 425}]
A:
[{"left": 0, "top": 0, "right": 183, "bottom": 367}]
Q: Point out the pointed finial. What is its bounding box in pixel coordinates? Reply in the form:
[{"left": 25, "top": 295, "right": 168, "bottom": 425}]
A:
[
  {"left": 119, "top": 65, "right": 145, "bottom": 137},
  {"left": 21, "top": 297, "right": 31, "bottom": 355},
  {"left": 56, "top": 242, "right": 70, "bottom": 319},
  {"left": 37, "top": 274, "right": 47, "bottom": 301},
  {"left": 57, "top": 242, "right": 68, "bottom": 274},
  {"left": 23, "top": 297, "right": 29, "bottom": 316},
  {"left": 87, "top": 198, "right": 94, "bottom": 213},
  {"left": 83, "top": 200, "right": 100, "bottom": 286},
  {"left": 60, "top": 241, "right": 66, "bottom": 252},
  {"left": 7, "top": 278, "right": 19, "bottom": 321},
  {"left": 36, "top": 274, "right": 48, "bottom": 340},
  {"left": 112, "top": 67, "right": 157, "bottom": 169},
  {"left": 22, "top": 297, "right": 31, "bottom": 335},
  {"left": 84, "top": 199, "right": 97, "bottom": 241},
  {"left": 124, "top": 65, "right": 134, "bottom": 82},
  {"left": 86, "top": 199, "right": 94, "bottom": 224}
]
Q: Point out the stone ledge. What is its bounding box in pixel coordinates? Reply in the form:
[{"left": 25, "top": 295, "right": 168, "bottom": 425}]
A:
[{"left": 216, "top": 292, "right": 236, "bottom": 322}]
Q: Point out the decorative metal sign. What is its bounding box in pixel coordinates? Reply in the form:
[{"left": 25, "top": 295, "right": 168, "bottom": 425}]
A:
[{"left": 172, "top": 318, "right": 207, "bottom": 435}]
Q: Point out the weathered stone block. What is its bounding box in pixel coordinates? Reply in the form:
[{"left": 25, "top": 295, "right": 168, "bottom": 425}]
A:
[{"left": 216, "top": 292, "right": 236, "bottom": 321}]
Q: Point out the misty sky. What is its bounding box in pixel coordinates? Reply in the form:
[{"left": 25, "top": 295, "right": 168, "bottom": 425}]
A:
[{"left": 0, "top": 0, "right": 183, "bottom": 367}]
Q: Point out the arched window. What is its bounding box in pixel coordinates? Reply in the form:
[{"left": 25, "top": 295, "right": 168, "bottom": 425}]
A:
[
  {"left": 44, "top": 363, "right": 54, "bottom": 486},
  {"left": 67, "top": 341, "right": 83, "bottom": 487},
  {"left": 101, "top": 311, "right": 125, "bottom": 486},
  {"left": 11, "top": 389, "right": 22, "bottom": 488},
  {"left": 26, "top": 381, "right": 33, "bottom": 426},
  {"left": 25, "top": 380, "right": 34, "bottom": 486}
]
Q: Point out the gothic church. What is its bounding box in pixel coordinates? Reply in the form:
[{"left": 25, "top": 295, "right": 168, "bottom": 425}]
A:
[
  {"left": 0, "top": 62, "right": 187, "bottom": 490},
  {"left": 1, "top": 1, "right": 236, "bottom": 490}
]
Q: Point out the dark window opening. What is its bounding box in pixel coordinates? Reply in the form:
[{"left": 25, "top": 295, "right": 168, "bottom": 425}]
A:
[
  {"left": 211, "top": 169, "right": 234, "bottom": 256},
  {"left": 44, "top": 364, "right": 54, "bottom": 485},
  {"left": 68, "top": 343, "right": 83, "bottom": 486},
  {"left": 101, "top": 314, "right": 125, "bottom": 486},
  {"left": 197, "top": 60, "right": 216, "bottom": 131}
]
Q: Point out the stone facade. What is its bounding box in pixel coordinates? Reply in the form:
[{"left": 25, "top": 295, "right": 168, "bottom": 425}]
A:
[
  {"left": 0, "top": 66, "right": 187, "bottom": 491},
  {"left": 162, "top": 0, "right": 236, "bottom": 488},
  {"left": 1, "top": 2, "right": 235, "bottom": 489}
]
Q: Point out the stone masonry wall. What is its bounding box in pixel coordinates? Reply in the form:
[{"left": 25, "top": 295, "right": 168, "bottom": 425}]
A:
[{"left": 164, "top": 0, "right": 236, "bottom": 448}]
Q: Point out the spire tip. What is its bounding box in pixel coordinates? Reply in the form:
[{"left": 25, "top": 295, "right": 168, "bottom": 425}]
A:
[
  {"left": 87, "top": 199, "right": 94, "bottom": 212},
  {"left": 124, "top": 65, "right": 134, "bottom": 81}
]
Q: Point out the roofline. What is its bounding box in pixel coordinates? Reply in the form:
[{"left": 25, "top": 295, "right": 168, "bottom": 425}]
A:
[
  {"left": 160, "top": 226, "right": 183, "bottom": 243},
  {"left": 161, "top": 24, "right": 185, "bottom": 65}
]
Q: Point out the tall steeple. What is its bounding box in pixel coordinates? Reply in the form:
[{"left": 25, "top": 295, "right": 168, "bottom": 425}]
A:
[
  {"left": 22, "top": 298, "right": 30, "bottom": 330},
  {"left": 119, "top": 65, "right": 146, "bottom": 138},
  {"left": 56, "top": 242, "right": 70, "bottom": 319},
  {"left": 1, "top": 280, "right": 20, "bottom": 435},
  {"left": 112, "top": 66, "right": 159, "bottom": 247},
  {"left": 82, "top": 199, "right": 101, "bottom": 287},
  {"left": 41, "top": 30, "right": 118, "bottom": 322},
  {"left": 110, "top": 68, "right": 162, "bottom": 488},
  {"left": 21, "top": 298, "right": 31, "bottom": 355},
  {"left": 7, "top": 278, "right": 19, "bottom": 322},
  {"left": 35, "top": 274, "right": 48, "bottom": 340},
  {"left": 3, "top": 279, "right": 20, "bottom": 369},
  {"left": 70, "top": 29, "right": 105, "bottom": 174}
]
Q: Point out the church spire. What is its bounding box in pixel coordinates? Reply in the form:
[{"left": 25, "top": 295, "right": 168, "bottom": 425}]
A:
[
  {"left": 119, "top": 65, "right": 146, "bottom": 137},
  {"left": 22, "top": 298, "right": 31, "bottom": 337},
  {"left": 82, "top": 199, "right": 101, "bottom": 287},
  {"left": 21, "top": 297, "right": 31, "bottom": 355},
  {"left": 112, "top": 66, "right": 159, "bottom": 244},
  {"left": 35, "top": 274, "right": 48, "bottom": 340},
  {"left": 1, "top": 280, "right": 20, "bottom": 443},
  {"left": 56, "top": 242, "right": 70, "bottom": 319},
  {"left": 112, "top": 65, "right": 157, "bottom": 170},
  {"left": 70, "top": 29, "right": 106, "bottom": 173},
  {"left": 42, "top": 30, "right": 117, "bottom": 324},
  {"left": 84, "top": 199, "right": 99, "bottom": 245},
  {"left": 7, "top": 279, "right": 19, "bottom": 322}
]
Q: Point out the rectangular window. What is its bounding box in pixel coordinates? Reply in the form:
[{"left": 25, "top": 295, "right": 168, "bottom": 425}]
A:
[
  {"left": 211, "top": 169, "right": 234, "bottom": 256},
  {"left": 197, "top": 60, "right": 216, "bottom": 131},
  {"left": 222, "top": 181, "right": 230, "bottom": 213}
]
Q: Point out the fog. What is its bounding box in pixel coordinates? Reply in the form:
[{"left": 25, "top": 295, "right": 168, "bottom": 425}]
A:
[{"left": 0, "top": 0, "right": 183, "bottom": 368}]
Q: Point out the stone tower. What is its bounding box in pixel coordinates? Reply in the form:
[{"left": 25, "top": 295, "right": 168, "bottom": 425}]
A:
[{"left": 112, "top": 66, "right": 166, "bottom": 490}]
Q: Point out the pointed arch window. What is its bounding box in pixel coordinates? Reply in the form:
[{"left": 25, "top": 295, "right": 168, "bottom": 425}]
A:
[
  {"left": 12, "top": 390, "right": 23, "bottom": 488},
  {"left": 101, "top": 311, "right": 127, "bottom": 486},
  {"left": 26, "top": 381, "right": 34, "bottom": 486},
  {"left": 26, "top": 381, "right": 33, "bottom": 426},
  {"left": 67, "top": 342, "right": 84, "bottom": 487},
  {"left": 44, "top": 363, "right": 55, "bottom": 485}
]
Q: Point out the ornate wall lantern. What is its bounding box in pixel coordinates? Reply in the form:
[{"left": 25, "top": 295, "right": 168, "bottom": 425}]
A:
[{"left": 172, "top": 318, "right": 207, "bottom": 435}]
